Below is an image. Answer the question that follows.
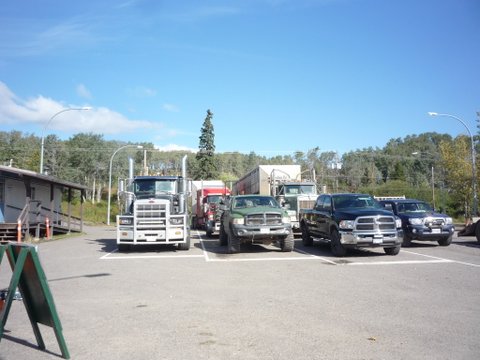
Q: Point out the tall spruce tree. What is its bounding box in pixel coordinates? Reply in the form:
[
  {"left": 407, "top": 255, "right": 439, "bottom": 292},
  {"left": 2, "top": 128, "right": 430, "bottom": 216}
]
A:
[{"left": 195, "top": 109, "right": 218, "bottom": 179}]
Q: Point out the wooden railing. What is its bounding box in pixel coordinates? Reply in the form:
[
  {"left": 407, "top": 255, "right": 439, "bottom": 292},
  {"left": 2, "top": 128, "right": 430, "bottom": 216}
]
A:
[{"left": 11, "top": 200, "right": 82, "bottom": 241}]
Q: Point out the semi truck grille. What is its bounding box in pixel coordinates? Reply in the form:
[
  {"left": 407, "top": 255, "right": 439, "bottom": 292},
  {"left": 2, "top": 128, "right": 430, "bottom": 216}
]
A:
[
  {"left": 246, "top": 213, "right": 282, "bottom": 226},
  {"left": 136, "top": 203, "right": 167, "bottom": 218},
  {"left": 135, "top": 203, "right": 167, "bottom": 229},
  {"left": 355, "top": 216, "right": 396, "bottom": 231}
]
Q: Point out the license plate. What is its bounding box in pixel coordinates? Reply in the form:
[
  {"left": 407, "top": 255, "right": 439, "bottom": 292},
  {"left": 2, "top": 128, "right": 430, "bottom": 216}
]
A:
[
  {"left": 260, "top": 228, "right": 269, "bottom": 234},
  {"left": 431, "top": 228, "right": 441, "bottom": 234},
  {"left": 373, "top": 237, "right": 383, "bottom": 244}
]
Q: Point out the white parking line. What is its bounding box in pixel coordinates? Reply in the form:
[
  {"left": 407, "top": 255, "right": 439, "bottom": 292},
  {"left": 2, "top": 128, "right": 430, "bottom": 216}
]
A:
[
  {"left": 346, "top": 259, "right": 452, "bottom": 266},
  {"left": 205, "top": 256, "right": 330, "bottom": 262},
  {"left": 101, "top": 254, "right": 204, "bottom": 260},
  {"left": 403, "top": 250, "right": 480, "bottom": 268},
  {"left": 100, "top": 249, "right": 204, "bottom": 260},
  {"left": 198, "top": 234, "right": 337, "bottom": 264}
]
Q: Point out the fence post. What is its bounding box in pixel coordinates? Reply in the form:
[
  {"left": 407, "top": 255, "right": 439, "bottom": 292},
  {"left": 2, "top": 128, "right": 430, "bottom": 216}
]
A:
[
  {"left": 17, "top": 220, "right": 22, "bottom": 242},
  {"left": 45, "top": 218, "right": 50, "bottom": 240}
]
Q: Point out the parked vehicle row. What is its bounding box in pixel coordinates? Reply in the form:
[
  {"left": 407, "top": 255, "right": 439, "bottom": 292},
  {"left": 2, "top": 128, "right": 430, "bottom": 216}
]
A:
[{"left": 113, "top": 156, "right": 456, "bottom": 256}]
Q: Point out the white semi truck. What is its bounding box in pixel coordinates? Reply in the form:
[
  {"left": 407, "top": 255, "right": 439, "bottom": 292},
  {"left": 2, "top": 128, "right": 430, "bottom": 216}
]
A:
[
  {"left": 233, "top": 165, "right": 317, "bottom": 232},
  {"left": 116, "top": 155, "right": 190, "bottom": 251}
]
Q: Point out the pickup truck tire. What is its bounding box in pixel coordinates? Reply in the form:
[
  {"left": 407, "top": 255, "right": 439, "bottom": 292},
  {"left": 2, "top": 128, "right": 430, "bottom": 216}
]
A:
[
  {"left": 177, "top": 236, "right": 191, "bottom": 250},
  {"left": 280, "top": 232, "right": 294, "bottom": 252},
  {"left": 219, "top": 225, "right": 228, "bottom": 246},
  {"left": 437, "top": 234, "right": 452, "bottom": 246},
  {"left": 227, "top": 231, "right": 240, "bottom": 253},
  {"left": 402, "top": 233, "right": 413, "bottom": 247},
  {"left": 474, "top": 221, "right": 480, "bottom": 244},
  {"left": 301, "top": 223, "right": 313, "bottom": 246},
  {"left": 330, "top": 229, "right": 346, "bottom": 257},
  {"left": 384, "top": 245, "right": 401, "bottom": 255}
]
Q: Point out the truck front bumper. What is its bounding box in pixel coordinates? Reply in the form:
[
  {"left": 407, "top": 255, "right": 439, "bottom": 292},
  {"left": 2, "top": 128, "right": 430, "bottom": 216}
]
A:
[
  {"left": 232, "top": 225, "right": 291, "bottom": 240},
  {"left": 206, "top": 220, "right": 220, "bottom": 234},
  {"left": 405, "top": 225, "right": 454, "bottom": 240},
  {"left": 117, "top": 227, "right": 188, "bottom": 245},
  {"left": 339, "top": 230, "right": 402, "bottom": 248}
]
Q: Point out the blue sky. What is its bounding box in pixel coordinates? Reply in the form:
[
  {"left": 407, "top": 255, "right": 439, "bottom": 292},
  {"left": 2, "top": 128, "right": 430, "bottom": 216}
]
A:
[{"left": 0, "top": 0, "right": 479, "bottom": 156}]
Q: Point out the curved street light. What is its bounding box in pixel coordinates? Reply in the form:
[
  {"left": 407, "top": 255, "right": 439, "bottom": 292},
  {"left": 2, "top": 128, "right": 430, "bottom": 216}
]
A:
[
  {"left": 107, "top": 144, "right": 143, "bottom": 225},
  {"left": 428, "top": 112, "right": 477, "bottom": 216},
  {"left": 40, "top": 107, "right": 91, "bottom": 174}
]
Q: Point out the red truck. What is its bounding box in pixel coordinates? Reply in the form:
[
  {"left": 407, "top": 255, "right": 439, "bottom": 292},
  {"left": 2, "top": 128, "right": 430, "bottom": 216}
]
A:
[{"left": 192, "top": 184, "right": 231, "bottom": 237}]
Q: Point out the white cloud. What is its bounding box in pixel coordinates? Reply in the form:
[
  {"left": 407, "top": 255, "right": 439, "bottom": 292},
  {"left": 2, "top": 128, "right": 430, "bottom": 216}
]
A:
[
  {"left": 154, "top": 144, "right": 196, "bottom": 152},
  {"left": 127, "top": 86, "right": 157, "bottom": 98},
  {"left": 76, "top": 84, "right": 92, "bottom": 99},
  {"left": 162, "top": 103, "right": 180, "bottom": 112},
  {"left": 0, "top": 81, "right": 162, "bottom": 135}
]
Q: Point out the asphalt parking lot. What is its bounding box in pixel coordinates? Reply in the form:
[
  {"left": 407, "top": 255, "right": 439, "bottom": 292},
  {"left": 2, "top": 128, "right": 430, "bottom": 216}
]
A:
[{"left": 1, "top": 226, "right": 479, "bottom": 360}]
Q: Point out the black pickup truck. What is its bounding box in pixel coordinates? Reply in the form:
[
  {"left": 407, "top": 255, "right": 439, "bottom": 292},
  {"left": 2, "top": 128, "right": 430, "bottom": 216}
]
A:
[
  {"left": 378, "top": 198, "right": 454, "bottom": 246},
  {"left": 299, "top": 193, "right": 403, "bottom": 256}
]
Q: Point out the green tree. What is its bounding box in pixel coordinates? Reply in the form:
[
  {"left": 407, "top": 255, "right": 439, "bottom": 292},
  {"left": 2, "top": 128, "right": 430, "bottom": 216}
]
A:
[
  {"left": 194, "top": 109, "right": 217, "bottom": 179},
  {"left": 439, "top": 136, "right": 474, "bottom": 219}
]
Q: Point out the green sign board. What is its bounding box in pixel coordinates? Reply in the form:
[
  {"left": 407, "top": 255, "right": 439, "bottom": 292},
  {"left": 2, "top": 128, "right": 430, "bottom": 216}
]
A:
[{"left": 0, "top": 243, "right": 70, "bottom": 359}]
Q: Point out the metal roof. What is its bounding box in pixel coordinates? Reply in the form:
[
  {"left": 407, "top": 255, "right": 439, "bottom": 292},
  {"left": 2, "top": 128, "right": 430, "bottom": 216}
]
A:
[{"left": 0, "top": 165, "right": 89, "bottom": 191}]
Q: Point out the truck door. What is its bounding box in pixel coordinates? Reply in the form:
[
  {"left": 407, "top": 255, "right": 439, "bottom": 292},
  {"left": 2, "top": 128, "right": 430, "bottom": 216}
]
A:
[
  {"left": 317, "top": 195, "right": 332, "bottom": 237},
  {"left": 309, "top": 195, "right": 325, "bottom": 237}
]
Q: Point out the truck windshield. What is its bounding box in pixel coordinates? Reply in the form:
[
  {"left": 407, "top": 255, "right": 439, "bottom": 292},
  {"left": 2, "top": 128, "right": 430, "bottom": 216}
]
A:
[
  {"left": 282, "top": 184, "right": 316, "bottom": 195},
  {"left": 233, "top": 196, "right": 279, "bottom": 208},
  {"left": 333, "top": 195, "right": 382, "bottom": 209},
  {"left": 206, "top": 195, "right": 223, "bottom": 204},
  {"left": 134, "top": 180, "right": 176, "bottom": 198},
  {"left": 397, "top": 202, "right": 432, "bottom": 213}
]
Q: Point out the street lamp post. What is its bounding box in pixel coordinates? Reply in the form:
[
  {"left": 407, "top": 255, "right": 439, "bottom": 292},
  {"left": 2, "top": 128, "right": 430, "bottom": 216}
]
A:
[
  {"left": 107, "top": 145, "right": 143, "bottom": 225},
  {"left": 428, "top": 112, "right": 477, "bottom": 216},
  {"left": 40, "top": 107, "right": 91, "bottom": 174}
]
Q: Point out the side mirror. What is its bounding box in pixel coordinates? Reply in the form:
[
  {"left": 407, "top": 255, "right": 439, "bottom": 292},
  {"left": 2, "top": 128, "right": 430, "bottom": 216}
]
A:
[{"left": 383, "top": 203, "right": 393, "bottom": 211}]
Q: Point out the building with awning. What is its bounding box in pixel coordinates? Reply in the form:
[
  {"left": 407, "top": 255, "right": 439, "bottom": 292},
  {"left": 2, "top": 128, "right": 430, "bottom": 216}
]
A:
[{"left": 0, "top": 165, "right": 88, "bottom": 241}]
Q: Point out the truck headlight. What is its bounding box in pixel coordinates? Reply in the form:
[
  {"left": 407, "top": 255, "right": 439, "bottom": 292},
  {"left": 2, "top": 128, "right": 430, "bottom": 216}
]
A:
[
  {"left": 118, "top": 217, "right": 133, "bottom": 225},
  {"left": 170, "top": 217, "right": 184, "bottom": 225},
  {"left": 232, "top": 217, "right": 244, "bottom": 225},
  {"left": 445, "top": 217, "right": 453, "bottom": 225},
  {"left": 282, "top": 216, "right": 291, "bottom": 224},
  {"left": 409, "top": 218, "right": 423, "bottom": 225},
  {"left": 395, "top": 217, "right": 402, "bottom": 228},
  {"left": 339, "top": 220, "right": 354, "bottom": 230}
]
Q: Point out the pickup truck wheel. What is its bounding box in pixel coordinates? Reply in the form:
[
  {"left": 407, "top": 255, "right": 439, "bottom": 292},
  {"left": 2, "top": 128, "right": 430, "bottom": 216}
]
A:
[
  {"left": 227, "top": 232, "right": 240, "bottom": 253},
  {"left": 301, "top": 223, "right": 313, "bottom": 246},
  {"left": 177, "top": 236, "right": 191, "bottom": 250},
  {"left": 330, "top": 229, "right": 346, "bottom": 257},
  {"left": 438, "top": 234, "right": 452, "bottom": 246},
  {"left": 384, "top": 245, "right": 400, "bottom": 255},
  {"left": 402, "top": 233, "right": 413, "bottom": 247},
  {"left": 474, "top": 221, "right": 480, "bottom": 244},
  {"left": 280, "top": 232, "right": 294, "bottom": 252},
  {"left": 219, "top": 225, "right": 228, "bottom": 246}
]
